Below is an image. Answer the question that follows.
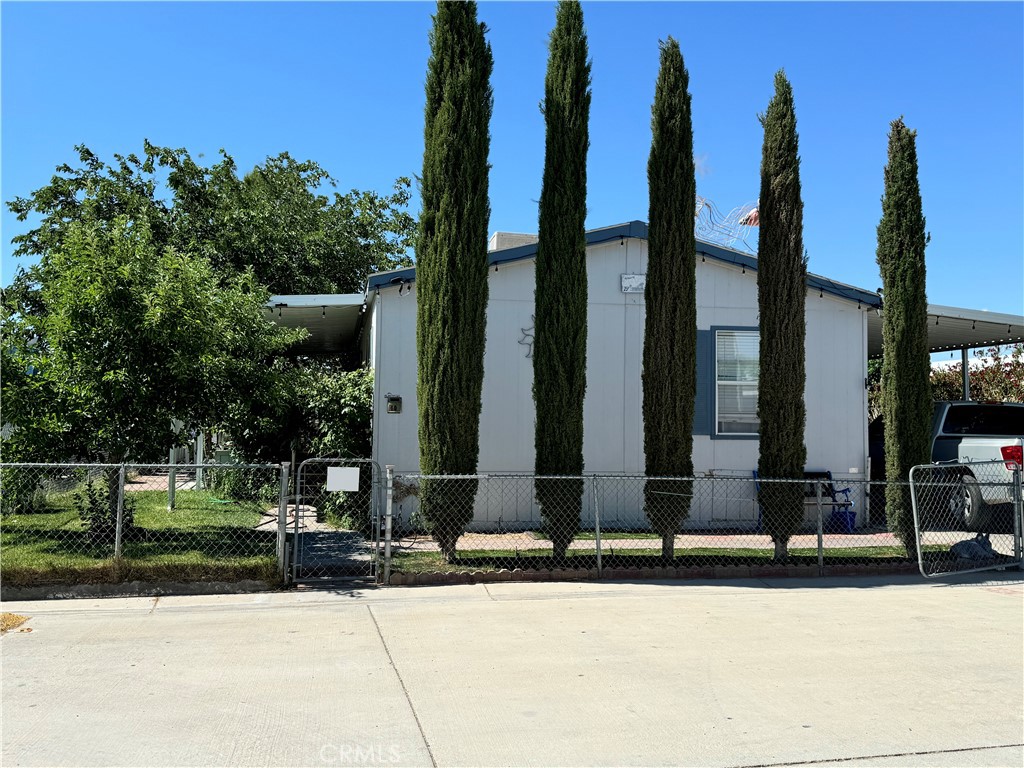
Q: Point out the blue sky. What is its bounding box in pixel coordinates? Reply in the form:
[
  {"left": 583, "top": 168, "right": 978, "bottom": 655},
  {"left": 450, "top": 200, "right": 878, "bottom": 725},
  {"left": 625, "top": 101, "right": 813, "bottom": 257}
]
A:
[{"left": 2, "top": 1, "right": 1022, "bottom": 316}]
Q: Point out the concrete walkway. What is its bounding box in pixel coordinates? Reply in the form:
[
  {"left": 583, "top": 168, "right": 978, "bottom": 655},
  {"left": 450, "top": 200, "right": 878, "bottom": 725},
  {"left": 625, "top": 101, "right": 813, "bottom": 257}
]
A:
[{"left": 3, "top": 574, "right": 1022, "bottom": 767}]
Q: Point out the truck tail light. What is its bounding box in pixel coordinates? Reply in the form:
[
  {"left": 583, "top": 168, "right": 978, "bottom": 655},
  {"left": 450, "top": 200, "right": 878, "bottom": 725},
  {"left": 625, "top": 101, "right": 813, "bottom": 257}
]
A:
[{"left": 1001, "top": 445, "right": 1023, "bottom": 470}]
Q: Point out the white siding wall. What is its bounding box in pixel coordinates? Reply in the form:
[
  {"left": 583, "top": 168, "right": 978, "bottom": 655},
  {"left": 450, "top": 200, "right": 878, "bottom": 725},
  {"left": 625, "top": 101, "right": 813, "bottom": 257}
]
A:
[{"left": 370, "top": 238, "right": 869, "bottom": 529}]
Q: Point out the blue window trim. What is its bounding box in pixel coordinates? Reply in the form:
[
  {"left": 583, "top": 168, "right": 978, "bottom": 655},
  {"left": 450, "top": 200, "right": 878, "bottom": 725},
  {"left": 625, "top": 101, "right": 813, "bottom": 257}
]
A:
[{"left": 710, "top": 325, "right": 760, "bottom": 441}]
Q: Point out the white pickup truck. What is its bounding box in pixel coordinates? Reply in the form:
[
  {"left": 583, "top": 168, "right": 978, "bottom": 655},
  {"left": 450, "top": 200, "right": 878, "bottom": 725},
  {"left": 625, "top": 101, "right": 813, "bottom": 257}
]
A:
[{"left": 930, "top": 401, "right": 1024, "bottom": 531}]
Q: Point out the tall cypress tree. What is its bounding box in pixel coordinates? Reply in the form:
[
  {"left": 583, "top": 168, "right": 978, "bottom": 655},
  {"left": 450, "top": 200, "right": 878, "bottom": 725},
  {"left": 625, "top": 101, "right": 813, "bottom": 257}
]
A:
[
  {"left": 643, "top": 37, "right": 697, "bottom": 562},
  {"left": 533, "top": 0, "right": 591, "bottom": 564},
  {"left": 756, "top": 70, "right": 807, "bottom": 562},
  {"left": 877, "top": 117, "right": 930, "bottom": 560},
  {"left": 416, "top": 1, "right": 493, "bottom": 562}
]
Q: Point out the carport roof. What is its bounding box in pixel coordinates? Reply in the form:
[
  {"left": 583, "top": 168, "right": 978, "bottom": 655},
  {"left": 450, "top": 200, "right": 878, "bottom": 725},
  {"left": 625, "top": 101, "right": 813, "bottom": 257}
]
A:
[
  {"left": 868, "top": 304, "right": 1024, "bottom": 358},
  {"left": 267, "top": 293, "right": 365, "bottom": 355}
]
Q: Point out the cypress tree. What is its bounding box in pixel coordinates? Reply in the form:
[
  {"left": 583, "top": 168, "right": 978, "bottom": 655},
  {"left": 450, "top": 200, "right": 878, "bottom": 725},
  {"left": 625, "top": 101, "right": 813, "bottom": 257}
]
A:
[
  {"left": 877, "top": 117, "right": 930, "bottom": 560},
  {"left": 756, "top": 70, "right": 807, "bottom": 562},
  {"left": 416, "top": 1, "right": 493, "bottom": 562},
  {"left": 643, "top": 37, "right": 697, "bottom": 562},
  {"left": 533, "top": 0, "right": 591, "bottom": 564}
]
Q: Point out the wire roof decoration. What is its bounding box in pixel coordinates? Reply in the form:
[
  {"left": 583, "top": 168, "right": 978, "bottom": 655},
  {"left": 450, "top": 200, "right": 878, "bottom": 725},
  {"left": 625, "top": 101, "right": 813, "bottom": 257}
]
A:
[{"left": 694, "top": 196, "right": 759, "bottom": 253}]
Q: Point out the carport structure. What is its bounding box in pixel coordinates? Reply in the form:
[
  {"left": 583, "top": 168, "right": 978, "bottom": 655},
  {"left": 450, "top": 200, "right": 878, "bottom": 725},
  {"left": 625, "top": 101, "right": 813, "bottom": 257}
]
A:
[{"left": 867, "top": 304, "right": 1024, "bottom": 399}]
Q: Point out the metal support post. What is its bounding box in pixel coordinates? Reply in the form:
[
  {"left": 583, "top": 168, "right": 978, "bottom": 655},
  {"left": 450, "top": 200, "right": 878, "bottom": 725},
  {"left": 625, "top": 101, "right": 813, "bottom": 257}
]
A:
[
  {"left": 1014, "top": 465, "right": 1022, "bottom": 569},
  {"left": 383, "top": 465, "right": 394, "bottom": 585},
  {"left": 277, "top": 462, "right": 290, "bottom": 582},
  {"left": 114, "top": 464, "right": 127, "bottom": 559},
  {"left": 961, "top": 348, "right": 970, "bottom": 401},
  {"left": 168, "top": 447, "right": 177, "bottom": 510},
  {"left": 591, "top": 477, "right": 603, "bottom": 578},
  {"left": 195, "top": 433, "right": 205, "bottom": 490},
  {"left": 815, "top": 480, "right": 824, "bottom": 575}
]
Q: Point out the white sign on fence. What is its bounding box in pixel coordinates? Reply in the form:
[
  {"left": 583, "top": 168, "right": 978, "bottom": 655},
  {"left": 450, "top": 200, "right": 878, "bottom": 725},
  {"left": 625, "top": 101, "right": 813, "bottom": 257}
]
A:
[{"left": 326, "top": 466, "right": 360, "bottom": 492}]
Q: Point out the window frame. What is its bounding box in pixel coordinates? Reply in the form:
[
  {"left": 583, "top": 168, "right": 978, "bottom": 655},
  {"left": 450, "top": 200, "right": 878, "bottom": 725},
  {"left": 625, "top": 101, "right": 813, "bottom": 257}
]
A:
[{"left": 711, "top": 326, "right": 760, "bottom": 440}]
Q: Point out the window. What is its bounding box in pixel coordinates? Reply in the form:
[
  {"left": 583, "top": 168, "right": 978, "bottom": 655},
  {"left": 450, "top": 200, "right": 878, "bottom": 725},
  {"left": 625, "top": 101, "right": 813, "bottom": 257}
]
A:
[{"left": 716, "top": 330, "right": 759, "bottom": 435}]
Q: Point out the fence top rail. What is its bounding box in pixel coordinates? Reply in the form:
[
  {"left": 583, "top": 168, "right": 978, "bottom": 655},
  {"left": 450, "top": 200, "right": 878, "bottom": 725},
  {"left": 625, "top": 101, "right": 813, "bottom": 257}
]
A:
[{"left": 395, "top": 473, "right": 830, "bottom": 483}]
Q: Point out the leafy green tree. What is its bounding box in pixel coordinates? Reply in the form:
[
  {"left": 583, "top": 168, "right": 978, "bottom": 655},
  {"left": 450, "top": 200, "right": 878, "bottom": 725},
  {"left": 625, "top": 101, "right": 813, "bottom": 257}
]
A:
[
  {"left": 415, "top": 0, "right": 493, "bottom": 562},
  {"left": 756, "top": 70, "right": 807, "bottom": 562},
  {"left": 877, "top": 117, "right": 930, "bottom": 559},
  {"left": 533, "top": 0, "right": 591, "bottom": 564},
  {"left": 931, "top": 345, "right": 1024, "bottom": 403},
  {"left": 6, "top": 142, "right": 414, "bottom": 463},
  {"left": 7, "top": 142, "right": 415, "bottom": 299},
  {"left": 151, "top": 146, "right": 415, "bottom": 295},
  {"left": 643, "top": 37, "right": 697, "bottom": 562},
  {"left": 1, "top": 217, "right": 301, "bottom": 520}
]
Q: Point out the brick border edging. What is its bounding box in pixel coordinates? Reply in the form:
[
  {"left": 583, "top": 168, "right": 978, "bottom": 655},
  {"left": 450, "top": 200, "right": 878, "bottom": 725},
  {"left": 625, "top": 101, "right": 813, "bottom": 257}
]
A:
[{"left": 388, "top": 562, "right": 920, "bottom": 585}]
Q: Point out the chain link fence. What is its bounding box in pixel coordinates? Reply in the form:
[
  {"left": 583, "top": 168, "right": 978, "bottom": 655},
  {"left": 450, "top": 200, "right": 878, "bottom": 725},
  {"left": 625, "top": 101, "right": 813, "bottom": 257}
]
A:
[
  {"left": 291, "top": 458, "right": 382, "bottom": 582},
  {"left": 386, "top": 469, "right": 1024, "bottom": 579},
  {"left": 0, "top": 463, "right": 286, "bottom": 588},
  {"left": 6, "top": 461, "right": 1020, "bottom": 588},
  {"left": 911, "top": 460, "right": 1023, "bottom": 577}
]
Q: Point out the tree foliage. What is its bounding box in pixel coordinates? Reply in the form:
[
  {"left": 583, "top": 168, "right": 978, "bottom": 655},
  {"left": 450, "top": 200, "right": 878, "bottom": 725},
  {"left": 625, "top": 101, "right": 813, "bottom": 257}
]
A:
[
  {"left": 643, "top": 37, "right": 697, "bottom": 562},
  {"left": 7, "top": 142, "right": 415, "bottom": 299},
  {"left": 0, "top": 217, "right": 301, "bottom": 467},
  {"left": 4, "top": 142, "right": 413, "bottom": 465},
  {"left": 756, "top": 70, "right": 808, "bottom": 562},
  {"left": 533, "top": 0, "right": 591, "bottom": 564},
  {"left": 415, "top": 0, "right": 493, "bottom": 562},
  {"left": 877, "top": 117, "right": 931, "bottom": 558},
  {"left": 226, "top": 362, "right": 374, "bottom": 465},
  {"left": 931, "top": 345, "right": 1024, "bottom": 403}
]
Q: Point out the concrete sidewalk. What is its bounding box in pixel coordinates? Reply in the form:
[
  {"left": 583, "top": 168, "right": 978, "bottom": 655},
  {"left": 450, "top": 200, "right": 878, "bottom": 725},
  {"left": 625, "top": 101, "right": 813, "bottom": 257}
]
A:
[{"left": 3, "top": 575, "right": 1022, "bottom": 767}]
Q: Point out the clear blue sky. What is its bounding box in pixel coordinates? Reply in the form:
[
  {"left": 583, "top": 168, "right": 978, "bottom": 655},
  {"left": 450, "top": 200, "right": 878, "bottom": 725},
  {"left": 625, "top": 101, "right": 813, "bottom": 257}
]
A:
[{"left": 3, "top": 1, "right": 1022, "bottom": 315}]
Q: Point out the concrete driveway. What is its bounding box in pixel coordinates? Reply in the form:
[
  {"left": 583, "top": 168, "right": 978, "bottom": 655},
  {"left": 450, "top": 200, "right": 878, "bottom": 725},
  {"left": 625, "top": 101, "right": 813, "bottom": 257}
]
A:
[{"left": 2, "top": 574, "right": 1022, "bottom": 767}]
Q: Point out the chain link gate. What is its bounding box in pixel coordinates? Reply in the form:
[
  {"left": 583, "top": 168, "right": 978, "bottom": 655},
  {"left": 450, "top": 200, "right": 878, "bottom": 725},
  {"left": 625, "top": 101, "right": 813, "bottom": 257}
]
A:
[
  {"left": 290, "top": 458, "right": 384, "bottom": 583},
  {"left": 910, "top": 459, "right": 1024, "bottom": 578}
]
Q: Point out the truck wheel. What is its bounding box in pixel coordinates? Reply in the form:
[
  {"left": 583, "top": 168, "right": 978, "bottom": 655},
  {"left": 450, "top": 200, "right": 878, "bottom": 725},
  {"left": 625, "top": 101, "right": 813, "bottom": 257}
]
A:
[{"left": 959, "top": 474, "right": 987, "bottom": 531}]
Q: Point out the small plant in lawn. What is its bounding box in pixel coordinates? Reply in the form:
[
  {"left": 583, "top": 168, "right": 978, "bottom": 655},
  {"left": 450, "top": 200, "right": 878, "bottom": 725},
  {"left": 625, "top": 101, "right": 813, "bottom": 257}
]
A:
[{"left": 74, "top": 480, "right": 138, "bottom": 544}]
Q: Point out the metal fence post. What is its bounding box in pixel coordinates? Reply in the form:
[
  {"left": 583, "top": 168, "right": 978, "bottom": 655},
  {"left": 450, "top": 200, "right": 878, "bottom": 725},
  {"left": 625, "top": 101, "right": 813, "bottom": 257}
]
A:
[
  {"left": 168, "top": 448, "right": 177, "bottom": 510},
  {"left": 383, "top": 465, "right": 394, "bottom": 585},
  {"left": 1014, "top": 465, "right": 1023, "bottom": 570},
  {"left": 591, "top": 477, "right": 603, "bottom": 578},
  {"left": 815, "top": 480, "right": 824, "bottom": 575},
  {"left": 195, "top": 433, "right": 205, "bottom": 490},
  {"left": 277, "top": 462, "right": 290, "bottom": 583},
  {"left": 114, "top": 464, "right": 127, "bottom": 559}
]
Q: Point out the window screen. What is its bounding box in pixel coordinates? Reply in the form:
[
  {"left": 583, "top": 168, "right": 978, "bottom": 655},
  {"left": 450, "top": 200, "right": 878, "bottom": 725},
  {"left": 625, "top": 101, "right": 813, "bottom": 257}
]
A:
[{"left": 716, "top": 330, "right": 759, "bottom": 435}]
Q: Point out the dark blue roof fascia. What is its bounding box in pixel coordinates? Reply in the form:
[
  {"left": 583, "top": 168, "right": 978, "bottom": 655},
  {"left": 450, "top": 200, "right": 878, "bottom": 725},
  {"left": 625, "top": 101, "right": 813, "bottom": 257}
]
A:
[{"left": 366, "top": 220, "right": 881, "bottom": 309}]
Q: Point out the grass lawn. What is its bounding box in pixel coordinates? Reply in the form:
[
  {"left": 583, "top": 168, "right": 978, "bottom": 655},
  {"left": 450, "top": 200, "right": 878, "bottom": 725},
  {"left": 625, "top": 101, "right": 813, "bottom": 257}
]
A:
[
  {"left": 1, "top": 488, "right": 277, "bottom": 587},
  {"left": 391, "top": 544, "right": 944, "bottom": 574}
]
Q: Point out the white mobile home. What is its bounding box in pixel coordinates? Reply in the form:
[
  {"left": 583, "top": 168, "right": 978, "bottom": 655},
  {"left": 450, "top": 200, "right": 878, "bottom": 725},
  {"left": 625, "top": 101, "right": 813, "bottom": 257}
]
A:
[{"left": 362, "top": 221, "right": 879, "bottom": 530}]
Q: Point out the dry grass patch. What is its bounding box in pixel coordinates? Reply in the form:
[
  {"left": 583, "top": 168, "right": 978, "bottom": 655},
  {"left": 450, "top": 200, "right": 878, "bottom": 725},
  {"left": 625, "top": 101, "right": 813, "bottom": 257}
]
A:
[{"left": 1, "top": 612, "right": 30, "bottom": 633}]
